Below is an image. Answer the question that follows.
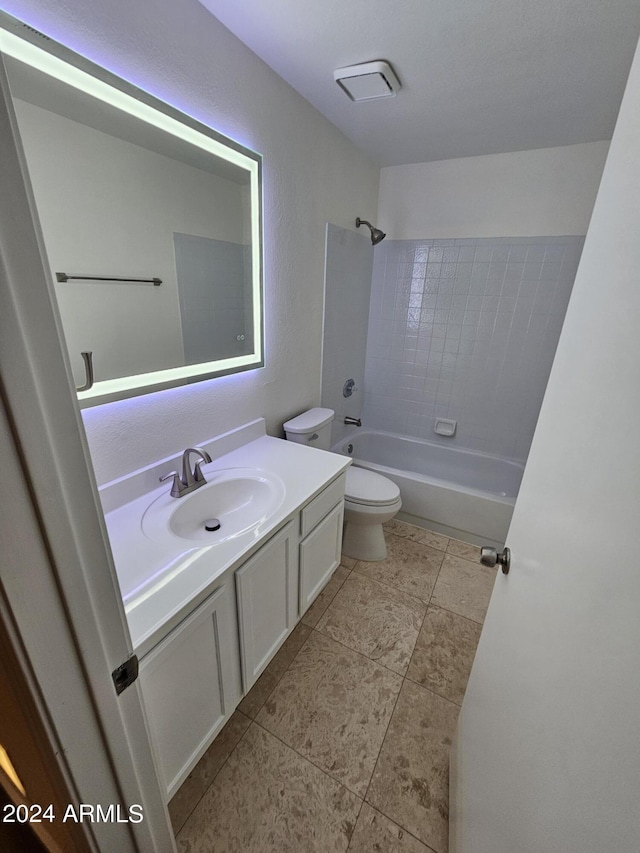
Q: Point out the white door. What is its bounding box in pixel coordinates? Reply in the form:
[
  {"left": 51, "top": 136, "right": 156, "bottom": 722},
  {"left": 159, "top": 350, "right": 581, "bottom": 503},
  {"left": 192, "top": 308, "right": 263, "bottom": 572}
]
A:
[
  {"left": 0, "top": 52, "right": 175, "bottom": 851},
  {"left": 450, "top": 38, "right": 640, "bottom": 853}
]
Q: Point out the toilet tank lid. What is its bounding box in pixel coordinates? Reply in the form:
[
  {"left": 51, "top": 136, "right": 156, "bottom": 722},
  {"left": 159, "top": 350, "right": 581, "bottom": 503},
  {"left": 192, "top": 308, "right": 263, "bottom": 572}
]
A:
[{"left": 283, "top": 407, "right": 335, "bottom": 434}]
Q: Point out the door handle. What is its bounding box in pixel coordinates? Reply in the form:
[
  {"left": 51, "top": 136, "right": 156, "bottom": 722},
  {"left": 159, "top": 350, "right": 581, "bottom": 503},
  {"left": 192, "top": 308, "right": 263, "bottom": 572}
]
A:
[{"left": 480, "top": 546, "right": 511, "bottom": 574}]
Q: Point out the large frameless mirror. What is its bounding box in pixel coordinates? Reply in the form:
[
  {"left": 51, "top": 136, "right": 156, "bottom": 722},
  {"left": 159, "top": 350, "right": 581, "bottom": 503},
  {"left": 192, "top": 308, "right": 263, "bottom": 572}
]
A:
[{"left": 0, "top": 12, "right": 263, "bottom": 406}]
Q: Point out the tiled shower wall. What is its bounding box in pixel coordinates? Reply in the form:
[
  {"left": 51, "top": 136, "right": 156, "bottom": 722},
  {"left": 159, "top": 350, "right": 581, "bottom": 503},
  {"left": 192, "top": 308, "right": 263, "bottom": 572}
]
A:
[{"left": 363, "top": 236, "right": 584, "bottom": 461}]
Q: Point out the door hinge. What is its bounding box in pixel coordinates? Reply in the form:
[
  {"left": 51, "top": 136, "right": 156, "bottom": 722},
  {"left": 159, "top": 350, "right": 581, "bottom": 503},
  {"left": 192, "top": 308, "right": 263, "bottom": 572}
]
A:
[{"left": 112, "top": 654, "right": 139, "bottom": 695}]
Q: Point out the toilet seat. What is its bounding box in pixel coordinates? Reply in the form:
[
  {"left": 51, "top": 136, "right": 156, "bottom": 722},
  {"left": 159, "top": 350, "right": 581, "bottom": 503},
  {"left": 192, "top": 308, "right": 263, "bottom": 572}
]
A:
[
  {"left": 345, "top": 467, "right": 400, "bottom": 507},
  {"left": 283, "top": 407, "right": 402, "bottom": 561}
]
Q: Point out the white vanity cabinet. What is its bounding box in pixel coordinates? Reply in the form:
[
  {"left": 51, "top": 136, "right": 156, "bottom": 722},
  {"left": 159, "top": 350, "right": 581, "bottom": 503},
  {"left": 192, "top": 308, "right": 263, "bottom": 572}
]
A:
[
  {"left": 235, "top": 519, "right": 298, "bottom": 691},
  {"left": 234, "top": 474, "right": 345, "bottom": 692},
  {"left": 111, "top": 425, "right": 351, "bottom": 803},
  {"left": 299, "top": 477, "right": 345, "bottom": 614},
  {"left": 137, "top": 582, "right": 241, "bottom": 799},
  {"left": 136, "top": 476, "right": 346, "bottom": 800}
]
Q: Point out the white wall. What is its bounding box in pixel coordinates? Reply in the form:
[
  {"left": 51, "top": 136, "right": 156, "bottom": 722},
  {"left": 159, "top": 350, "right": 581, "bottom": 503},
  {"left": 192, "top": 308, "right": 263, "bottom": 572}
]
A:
[
  {"left": 378, "top": 142, "right": 609, "bottom": 239},
  {"left": 2, "top": 0, "right": 379, "bottom": 484},
  {"left": 321, "top": 224, "right": 374, "bottom": 446}
]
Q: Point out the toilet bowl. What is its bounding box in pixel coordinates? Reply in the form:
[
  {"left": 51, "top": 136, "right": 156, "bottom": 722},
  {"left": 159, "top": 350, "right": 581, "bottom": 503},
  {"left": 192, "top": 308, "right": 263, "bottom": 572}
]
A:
[{"left": 283, "top": 408, "right": 401, "bottom": 561}]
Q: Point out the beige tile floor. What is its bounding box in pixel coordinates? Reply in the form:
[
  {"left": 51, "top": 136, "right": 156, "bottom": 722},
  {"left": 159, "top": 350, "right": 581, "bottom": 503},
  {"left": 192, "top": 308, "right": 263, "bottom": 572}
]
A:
[{"left": 170, "top": 519, "right": 496, "bottom": 853}]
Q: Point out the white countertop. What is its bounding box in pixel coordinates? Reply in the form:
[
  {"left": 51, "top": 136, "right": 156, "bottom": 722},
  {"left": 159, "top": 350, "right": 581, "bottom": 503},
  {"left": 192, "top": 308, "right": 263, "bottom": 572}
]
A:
[{"left": 102, "top": 424, "right": 350, "bottom": 657}]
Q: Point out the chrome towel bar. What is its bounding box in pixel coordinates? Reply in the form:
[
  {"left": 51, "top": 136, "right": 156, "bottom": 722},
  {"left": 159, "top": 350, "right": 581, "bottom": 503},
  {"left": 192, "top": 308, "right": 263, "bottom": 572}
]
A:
[{"left": 56, "top": 272, "right": 162, "bottom": 285}]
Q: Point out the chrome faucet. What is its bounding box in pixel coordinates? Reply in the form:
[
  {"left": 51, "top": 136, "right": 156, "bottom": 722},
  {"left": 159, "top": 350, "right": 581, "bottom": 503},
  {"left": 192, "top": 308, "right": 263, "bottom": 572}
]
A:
[
  {"left": 159, "top": 447, "right": 212, "bottom": 498},
  {"left": 344, "top": 416, "right": 362, "bottom": 427}
]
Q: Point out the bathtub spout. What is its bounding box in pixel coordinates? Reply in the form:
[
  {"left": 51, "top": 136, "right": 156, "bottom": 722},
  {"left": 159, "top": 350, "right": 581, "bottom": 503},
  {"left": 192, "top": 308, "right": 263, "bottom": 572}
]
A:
[{"left": 344, "top": 416, "right": 362, "bottom": 427}]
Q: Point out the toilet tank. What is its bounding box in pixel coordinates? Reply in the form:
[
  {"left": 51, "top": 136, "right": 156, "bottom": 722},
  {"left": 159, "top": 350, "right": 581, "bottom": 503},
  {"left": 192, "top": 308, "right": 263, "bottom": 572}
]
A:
[{"left": 283, "top": 407, "right": 334, "bottom": 451}]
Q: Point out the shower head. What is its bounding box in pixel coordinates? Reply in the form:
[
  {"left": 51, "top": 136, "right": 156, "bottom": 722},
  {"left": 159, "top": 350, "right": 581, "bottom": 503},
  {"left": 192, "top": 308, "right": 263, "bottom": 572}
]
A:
[{"left": 356, "top": 217, "right": 386, "bottom": 245}]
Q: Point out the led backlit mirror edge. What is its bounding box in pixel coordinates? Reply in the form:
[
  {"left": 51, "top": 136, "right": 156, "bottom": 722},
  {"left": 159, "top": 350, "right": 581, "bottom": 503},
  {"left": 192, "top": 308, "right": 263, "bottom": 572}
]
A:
[{"left": 0, "top": 11, "right": 264, "bottom": 408}]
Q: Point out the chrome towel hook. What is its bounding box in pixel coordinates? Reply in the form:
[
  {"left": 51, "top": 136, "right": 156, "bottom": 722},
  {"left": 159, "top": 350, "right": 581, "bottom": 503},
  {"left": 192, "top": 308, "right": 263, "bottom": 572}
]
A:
[{"left": 76, "top": 351, "right": 94, "bottom": 392}]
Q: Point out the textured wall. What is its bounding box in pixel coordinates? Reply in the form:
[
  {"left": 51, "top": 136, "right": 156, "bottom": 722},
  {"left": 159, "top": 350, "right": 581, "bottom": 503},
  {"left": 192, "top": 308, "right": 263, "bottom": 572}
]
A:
[
  {"left": 378, "top": 142, "right": 608, "bottom": 240},
  {"left": 320, "top": 224, "right": 374, "bottom": 446},
  {"left": 3, "top": 0, "right": 379, "bottom": 484}
]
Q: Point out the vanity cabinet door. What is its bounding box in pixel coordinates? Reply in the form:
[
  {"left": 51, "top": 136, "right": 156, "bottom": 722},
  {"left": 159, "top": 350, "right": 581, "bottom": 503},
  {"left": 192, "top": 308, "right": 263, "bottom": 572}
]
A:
[
  {"left": 138, "top": 583, "right": 241, "bottom": 800},
  {"left": 235, "top": 519, "right": 298, "bottom": 692},
  {"left": 299, "top": 500, "right": 344, "bottom": 615}
]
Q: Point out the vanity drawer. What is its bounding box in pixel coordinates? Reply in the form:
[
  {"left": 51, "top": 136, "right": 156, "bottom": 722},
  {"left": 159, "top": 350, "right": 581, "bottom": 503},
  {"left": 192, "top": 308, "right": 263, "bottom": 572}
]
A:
[{"left": 300, "top": 472, "right": 346, "bottom": 537}]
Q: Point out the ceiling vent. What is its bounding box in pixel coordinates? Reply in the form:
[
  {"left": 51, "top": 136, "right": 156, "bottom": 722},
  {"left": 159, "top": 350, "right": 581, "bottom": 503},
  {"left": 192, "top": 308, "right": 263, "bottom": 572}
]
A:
[{"left": 333, "top": 60, "right": 401, "bottom": 102}]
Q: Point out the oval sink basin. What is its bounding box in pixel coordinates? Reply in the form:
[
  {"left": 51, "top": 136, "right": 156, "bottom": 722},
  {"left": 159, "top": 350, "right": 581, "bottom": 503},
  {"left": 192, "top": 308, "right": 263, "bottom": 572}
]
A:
[{"left": 142, "top": 467, "right": 286, "bottom": 544}]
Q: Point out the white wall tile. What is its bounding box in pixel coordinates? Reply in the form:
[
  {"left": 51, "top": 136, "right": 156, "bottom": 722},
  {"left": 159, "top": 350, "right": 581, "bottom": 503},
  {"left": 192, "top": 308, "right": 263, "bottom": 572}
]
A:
[{"left": 363, "top": 236, "right": 584, "bottom": 461}]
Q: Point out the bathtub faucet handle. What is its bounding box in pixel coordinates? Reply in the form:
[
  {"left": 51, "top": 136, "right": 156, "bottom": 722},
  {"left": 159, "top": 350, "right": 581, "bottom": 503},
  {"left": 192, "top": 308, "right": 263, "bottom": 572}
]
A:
[
  {"left": 344, "top": 416, "right": 362, "bottom": 427},
  {"left": 343, "top": 379, "right": 358, "bottom": 397}
]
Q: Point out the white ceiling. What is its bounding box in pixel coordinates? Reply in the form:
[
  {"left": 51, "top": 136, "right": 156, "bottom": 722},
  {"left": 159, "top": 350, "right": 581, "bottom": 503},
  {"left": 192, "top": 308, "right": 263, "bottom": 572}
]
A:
[{"left": 197, "top": 0, "right": 640, "bottom": 167}]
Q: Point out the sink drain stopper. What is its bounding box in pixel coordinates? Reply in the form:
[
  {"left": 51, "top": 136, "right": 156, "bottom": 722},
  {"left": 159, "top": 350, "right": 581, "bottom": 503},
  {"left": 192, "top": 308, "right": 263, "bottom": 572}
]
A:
[{"left": 204, "top": 518, "right": 221, "bottom": 532}]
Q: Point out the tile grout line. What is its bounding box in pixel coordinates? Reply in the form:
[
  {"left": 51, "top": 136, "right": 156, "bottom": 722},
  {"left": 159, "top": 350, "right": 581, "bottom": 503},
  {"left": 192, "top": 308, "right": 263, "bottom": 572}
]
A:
[
  {"left": 387, "top": 521, "right": 484, "bottom": 563},
  {"left": 246, "top": 622, "right": 316, "bottom": 716},
  {"left": 311, "top": 569, "right": 479, "bottom": 700},
  {"left": 241, "top": 575, "right": 342, "bottom": 719},
  {"left": 174, "top": 524, "right": 479, "bottom": 846},
  {"left": 347, "top": 801, "right": 441, "bottom": 853},
  {"left": 427, "top": 543, "right": 495, "bottom": 627},
  {"left": 345, "top": 798, "right": 367, "bottom": 851},
  {"left": 342, "top": 563, "right": 432, "bottom": 610},
  {"left": 356, "top": 528, "right": 446, "bottom": 817},
  {"left": 260, "top": 712, "right": 371, "bottom": 853},
  {"left": 248, "top": 715, "right": 444, "bottom": 852},
  {"left": 248, "top": 611, "right": 450, "bottom": 838},
  {"left": 359, "top": 664, "right": 405, "bottom": 820},
  {"left": 384, "top": 521, "right": 450, "bottom": 554},
  {"left": 173, "top": 708, "right": 253, "bottom": 839},
  {"left": 245, "top": 543, "right": 455, "bottom": 838},
  {"left": 350, "top": 562, "right": 438, "bottom": 607},
  {"left": 175, "top": 620, "right": 320, "bottom": 839},
  {"left": 313, "top": 571, "right": 429, "bottom": 676},
  {"left": 309, "top": 623, "right": 407, "bottom": 681},
  {"left": 250, "top": 716, "right": 367, "bottom": 805},
  {"left": 393, "top": 542, "right": 478, "bottom": 847},
  {"left": 403, "top": 673, "right": 465, "bottom": 709},
  {"left": 320, "top": 541, "right": 459, "bottom": 686},
  {"left": 256, "top": 621, "right": 409, "bottom": 797},
  {"left": 262, "top": 616, "right": 460, "bottom": 853},
  {"left": 300, "top": 563, "right": 353, "bottom": 629},
  {"left": 426, "top": 601, "right": 486, "bottom": 627},
  {"left": 237, "top": 561, "right": 352, "bottom": 723},
  {"left": 175, "top": 602, "right": 326, "bottom": 836},
  {"left": 354, "top": 536, "right": 451, "bottom": 847}
]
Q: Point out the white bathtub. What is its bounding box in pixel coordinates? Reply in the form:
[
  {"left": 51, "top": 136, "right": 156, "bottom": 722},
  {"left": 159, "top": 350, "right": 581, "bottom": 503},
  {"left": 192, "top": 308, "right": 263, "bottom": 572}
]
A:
[{"left": 334, "top": 430, "right": 524, "bottom": 547}]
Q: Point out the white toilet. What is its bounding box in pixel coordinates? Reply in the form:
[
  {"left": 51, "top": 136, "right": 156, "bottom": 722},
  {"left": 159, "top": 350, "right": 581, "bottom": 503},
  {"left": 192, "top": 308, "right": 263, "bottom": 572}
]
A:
[{"left": 283, "top": 408, "right": 402, "bottom": 561}]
